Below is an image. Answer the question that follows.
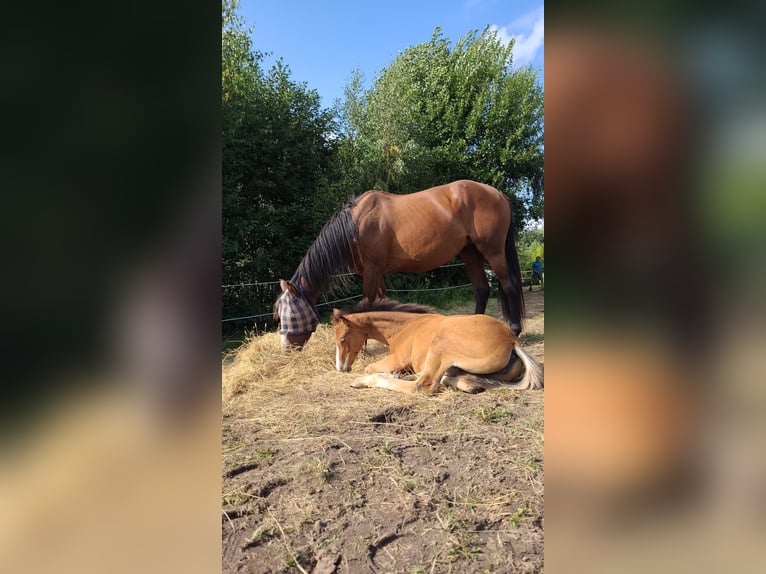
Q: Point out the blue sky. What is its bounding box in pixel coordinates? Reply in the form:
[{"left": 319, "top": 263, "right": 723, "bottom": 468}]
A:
[{"left": 238, "top": 0, "right": 544, "bottom": 109}]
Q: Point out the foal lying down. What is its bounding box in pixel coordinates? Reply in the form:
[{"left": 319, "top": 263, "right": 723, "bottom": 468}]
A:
[{"left": 332, "top": 301, "right": 542, "bottom": 395}]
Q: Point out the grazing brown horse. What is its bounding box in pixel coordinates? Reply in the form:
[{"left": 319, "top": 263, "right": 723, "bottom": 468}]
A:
[
  {"left": 332, "top": 301, "right": 542, "bottom": 395},
  {"left": 274, "top": 180, "right": 524, "bottom": 350}
]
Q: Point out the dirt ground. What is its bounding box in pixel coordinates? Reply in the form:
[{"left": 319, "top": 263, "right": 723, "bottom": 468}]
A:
[{"left": 222, "top": 290, "right": 544, "bottom": 573}]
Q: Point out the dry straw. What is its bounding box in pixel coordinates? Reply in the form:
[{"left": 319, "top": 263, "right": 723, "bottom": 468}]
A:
[{"left": 221, "top": 323, "right": 489, "bottom": 440}]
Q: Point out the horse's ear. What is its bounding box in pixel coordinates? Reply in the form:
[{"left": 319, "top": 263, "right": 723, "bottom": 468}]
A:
[
  {"left": 331, "top": 308, "right": 343, "bottom": 324},
  {"left": 285, "top": 281, "right": 300, "bottom": 297}
]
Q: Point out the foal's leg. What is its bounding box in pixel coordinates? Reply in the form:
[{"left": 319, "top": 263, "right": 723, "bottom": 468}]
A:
[
  {"left": 365, "top": 353, "right": 410, "bottom": 375},
  {"left": 351, "top": 374, "right": 419, "bottom": 394},
  {"left": 413, "top": 349, "right": 449, "bottom": 395},
  {"left": 459, "top": 244, "right": 490, "bottom": 315}
]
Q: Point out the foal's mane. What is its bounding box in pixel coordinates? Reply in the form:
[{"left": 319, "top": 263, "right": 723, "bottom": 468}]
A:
[
  {"left": 291, "top": 198, "right": 359, "bottom": 296},
  {"left": 346, "top": 299, "right": 438, "bottom": 316}
]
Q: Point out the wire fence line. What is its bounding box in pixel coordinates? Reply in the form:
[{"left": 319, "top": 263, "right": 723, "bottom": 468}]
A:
[
  {"left": 222, "top": 265, "right": 536, "bottom": 324},
  {"left": 388, "top": 283, "right": 473, "bottom": 293},
  {"left": 222, "top": 263, "right": 468, "bottom": 290},
  {"left": 222, "top": 293, "right": 364, "bottom": 323}
]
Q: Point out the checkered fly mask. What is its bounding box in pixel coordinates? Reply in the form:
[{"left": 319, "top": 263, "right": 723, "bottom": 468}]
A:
[{"left": 276, "top": 289, "right": 319, "bottom": 336}]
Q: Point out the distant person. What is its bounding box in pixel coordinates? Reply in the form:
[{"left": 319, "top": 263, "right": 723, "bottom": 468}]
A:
[{"left": 530, "top": 256, "right": 544, "bottom": 291}]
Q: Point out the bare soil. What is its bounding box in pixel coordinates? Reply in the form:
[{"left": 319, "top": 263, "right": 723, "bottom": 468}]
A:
[{"left": 222, "top": 290, "right": 544, "bottom": 573}]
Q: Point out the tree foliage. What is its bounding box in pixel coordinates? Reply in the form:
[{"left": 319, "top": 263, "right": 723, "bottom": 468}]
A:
[
  {"left": 517, "top": 228, "right": 545, "bottom": 274},
  {"left": 222, "top": 0, "right": 336, "bottom": 326},
  {"left": 222, "top": 5, "right": 544, "bottom": 331},
  {"left": 336, "top": 28, "right": 544, "bottom": 224}
]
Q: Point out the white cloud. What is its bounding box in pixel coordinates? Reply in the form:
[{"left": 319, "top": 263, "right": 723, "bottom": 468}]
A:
[{"left": 490, "top": 6, "right": 544, "bottom": 68}]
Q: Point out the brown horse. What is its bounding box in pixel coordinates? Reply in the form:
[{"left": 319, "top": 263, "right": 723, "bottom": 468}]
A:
[
  {"left": 274, "top": 180, "right": 525, "bottom": 350},
  {"left": 332, "top": 301, "right": 542, "bottom": 395}
]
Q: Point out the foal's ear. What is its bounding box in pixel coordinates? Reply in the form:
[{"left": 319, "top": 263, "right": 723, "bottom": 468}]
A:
[{"left": 331, "top": 308, "right": 344, "bottom": 324}]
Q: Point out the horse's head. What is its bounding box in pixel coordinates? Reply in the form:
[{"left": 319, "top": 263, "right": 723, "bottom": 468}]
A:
[
  {"left": 331, "top": 309, "right": 366, "bottom": 372},
  {"left": 273, "top": 279, "right": 319, "bottom": 351}
]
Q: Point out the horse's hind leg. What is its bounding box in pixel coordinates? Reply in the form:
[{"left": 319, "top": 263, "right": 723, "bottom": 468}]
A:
[
  {"left": 441, "top": 372, "right": 486, "bottom": 394},
  {"left": 484, "top": 251, "right": 522, "bottom": 336},
  {"left": 459, "top": 244, "right": 490, "bottom": 315}
]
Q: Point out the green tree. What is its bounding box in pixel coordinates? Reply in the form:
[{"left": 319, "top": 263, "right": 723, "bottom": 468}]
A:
[
  {"left": 222, "top": 0, "right": 337, "bottom": 329},
  {"left": 517, "top": 228, "right": 545, "bottom": 274},
  {"left": 337, "top": 27, "right": 544, "bottom": 225}
]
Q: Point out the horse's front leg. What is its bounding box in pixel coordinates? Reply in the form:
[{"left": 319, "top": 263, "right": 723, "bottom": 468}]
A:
[
  {"left": 361, "top": 267, "right": 386, "bottom": 307},
  {"left": 365, "top": 353, "right": 410, "bottom": 375},
  {"left": 351, "top": 373, "right": 419, "bottom": 394},
  {"left": 351, "top": 352, "right": 414, "bottom": 391}
]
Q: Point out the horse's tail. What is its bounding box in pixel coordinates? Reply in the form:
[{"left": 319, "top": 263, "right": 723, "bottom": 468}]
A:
[
  {"left": 440, "top": 343, "right": 543, "bottom": 392},
  {"left": 499, "top": 197, "right": 525, "bottom": 334}
]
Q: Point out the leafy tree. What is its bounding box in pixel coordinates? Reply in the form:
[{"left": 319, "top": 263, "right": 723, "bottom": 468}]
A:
[
  {"left": 222, "top": 0, "right": 336, "bottom": 329},
  {"left": 337, "top": 28, "right": 544, "bottom": 225},
  {"left": 517, "top": 228, "right": 545, "bottom": 274}
]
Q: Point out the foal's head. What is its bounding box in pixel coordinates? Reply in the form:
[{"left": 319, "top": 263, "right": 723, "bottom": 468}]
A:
[{"left": 331, "top": 309, "right": 367, "bottom": 372}]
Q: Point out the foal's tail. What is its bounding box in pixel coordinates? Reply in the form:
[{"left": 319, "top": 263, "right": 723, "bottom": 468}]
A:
[
  {"left": 508, "top": 344, "right": 544, "bottom": 390},
  {"left": 441, "top": 343, "right": 543, "bottom": 392},
  {"left": 499, "top": 198, "right": 525, "bottom": 334}
]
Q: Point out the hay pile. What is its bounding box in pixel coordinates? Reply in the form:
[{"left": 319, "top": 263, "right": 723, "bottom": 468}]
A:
[
  {"left": 223, "top": 320, "right": 512, "bottom": 443},
  {"left": 222, "top": 295, "right": 544, "bottom": 440},
  {"left": 223, "top": 324, "right": 430, "bottom": 437},
  {"left": 222, "top": 324, "right": 348, "bottom": 401}
]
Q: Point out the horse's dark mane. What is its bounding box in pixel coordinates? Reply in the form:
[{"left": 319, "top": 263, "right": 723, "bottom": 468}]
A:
[
  {"left": 291, "top": 199, "right": 358, "bottom": 297},
  {"left": 346, "top": 299, "right": 438, "bottom": 315}
]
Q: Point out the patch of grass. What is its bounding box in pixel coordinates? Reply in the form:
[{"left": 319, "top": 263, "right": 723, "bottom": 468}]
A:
[
  {"left": 317, "top": 534, "right": 339, "bottom": 549},
  {"left": 255, "top": 447, "right": 276, "bottom": 460},
  {"left": 507, "top": 506, "right": 528, "bottom": 528},
  {"left": 514, "top": 456, "right": 543, "bottom": 474},
  {"left": 223, "top": 487, "right": 254, "bottom": 507},
  {"left": 524, "top": 412, "right": 544, "bottom": 433},
  {"left": 447, "top": 536, "right": 483, "bottom": 562},
  {"left": 284, "top": 548, "right": 313, "bottom": 572},
  {"left": 363, "top": 440, "right": 404, "bottom": 474},
  {"left": 472, "top": 405, "right": 512, "bottom": 424},
  {"left": 300, "top": 510, "right": 317, "bottom": 525},
  {"left": 346, "top": 481, "right": 360, "bottom": 496},
  {"left": 310, "top": 457, "right": 335, "bottom": 483},
  {"left": 223, "top": 434, "right": 244, "bottom": 452},
  {"left": 451, "top": 483, "right": 481, "bottom": 506},
  {"left": 223, "top": 327, "right": 248, "bottom": 353},
  {"left": 242, "top": 522, "right": 276, "bottom": 548},
  {"left": 372, "top": 440, "right": 393, "bottom": 456},
  {"left": 520, "top": 332, "right": 544, "bottom": 344},
  {"left": 437, "top": 510, "right": 462, "bottom": 534}
]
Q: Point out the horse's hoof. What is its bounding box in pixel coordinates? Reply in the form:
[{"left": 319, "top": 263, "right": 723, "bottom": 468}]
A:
[
  {"left": 351, "top": 374, "right": 376, "bottom": 388},
  {"left": 415, "top": 382, "right": 437, "bottom": 395}
]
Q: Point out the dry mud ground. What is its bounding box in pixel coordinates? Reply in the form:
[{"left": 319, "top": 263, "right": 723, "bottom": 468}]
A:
[{"left": 222, "top": 291, "right": 544, "bottom": 573}]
